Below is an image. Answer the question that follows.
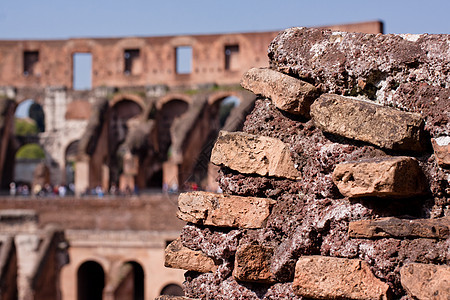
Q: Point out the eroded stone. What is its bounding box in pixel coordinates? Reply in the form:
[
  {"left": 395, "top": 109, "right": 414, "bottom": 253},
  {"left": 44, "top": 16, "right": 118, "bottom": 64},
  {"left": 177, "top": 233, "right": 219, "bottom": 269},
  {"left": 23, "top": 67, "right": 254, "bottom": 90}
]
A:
[
  {"left": 164, "top": 238, "right": 218, "bottom": 273},
  {"left": 293, "top": 255, "right": 391, "bottom": 300},
  {"left": 332, "top": 156, "right": 427, "bottom": 198},
  {"left": 400, "top": 263, "right": 450, "bottom": 300},
  {"left": 177, "top": 191, "right": 276, "bottom": 229},
  {"left": 233, "top": 244, "right": 275, "bottom": 283},
  {"left": 210, "top": 130, "right": 301, "bottom": 179},
  {"left": 240, "top": 67, "right": 318, "bottom": 116},
  {"left": 432, "top": 137, "right": 450, "bottom": 168},
  {"left": 311, "top": 94, "right": 426, "bottom": 152},
  {"left": 349, "top": 217, "right": 450, "bottom": 239}
]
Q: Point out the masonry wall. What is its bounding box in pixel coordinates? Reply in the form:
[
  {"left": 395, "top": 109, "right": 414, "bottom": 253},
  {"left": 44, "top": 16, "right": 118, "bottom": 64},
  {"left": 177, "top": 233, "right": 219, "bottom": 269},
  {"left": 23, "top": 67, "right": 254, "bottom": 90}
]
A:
[{"left": 164, "top": 27, "right": 450, "bottom": 299}]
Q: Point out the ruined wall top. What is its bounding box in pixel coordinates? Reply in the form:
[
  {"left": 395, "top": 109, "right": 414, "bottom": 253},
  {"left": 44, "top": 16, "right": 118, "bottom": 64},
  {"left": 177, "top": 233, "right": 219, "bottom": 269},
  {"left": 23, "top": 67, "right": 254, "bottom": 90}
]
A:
[{"left": 0, "top": 21, "right": 382, "bottom": 90}]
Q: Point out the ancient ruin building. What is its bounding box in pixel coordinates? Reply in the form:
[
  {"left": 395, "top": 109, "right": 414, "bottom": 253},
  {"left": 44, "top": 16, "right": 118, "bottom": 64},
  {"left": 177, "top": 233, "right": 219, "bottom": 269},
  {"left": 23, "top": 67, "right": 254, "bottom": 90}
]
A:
[
  {"left": 0, "top": 21, "right": 383, "bottom": 195},
  {"left": 0, "top": 21, "right": 394, "bottom": 300},
  {"left": 164, "top": 27, "right": 450, "bottom": 299}
]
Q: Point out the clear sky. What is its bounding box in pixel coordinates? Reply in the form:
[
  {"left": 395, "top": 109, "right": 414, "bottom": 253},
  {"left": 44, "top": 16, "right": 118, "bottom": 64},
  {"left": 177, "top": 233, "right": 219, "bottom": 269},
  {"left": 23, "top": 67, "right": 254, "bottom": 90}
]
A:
[{"left": 1, "top": 0, "right": 450, "bottom": 40}]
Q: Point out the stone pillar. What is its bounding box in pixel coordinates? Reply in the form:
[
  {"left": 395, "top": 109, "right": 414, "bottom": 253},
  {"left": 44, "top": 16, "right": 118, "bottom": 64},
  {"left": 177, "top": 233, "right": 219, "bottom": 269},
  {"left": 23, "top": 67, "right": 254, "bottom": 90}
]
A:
[
  {"left": 74, "top": 159, "right": 90, "bottom": 196},
  {"left": 163, "top": 161, "right": 179, "bottom": 192}
]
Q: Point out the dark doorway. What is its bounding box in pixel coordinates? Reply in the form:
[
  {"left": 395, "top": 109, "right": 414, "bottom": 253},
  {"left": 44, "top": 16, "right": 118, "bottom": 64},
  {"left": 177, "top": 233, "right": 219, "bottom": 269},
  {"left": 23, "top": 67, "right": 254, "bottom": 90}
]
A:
[{"left": 77, "top": 261, "right": 105, "bottom": 300}]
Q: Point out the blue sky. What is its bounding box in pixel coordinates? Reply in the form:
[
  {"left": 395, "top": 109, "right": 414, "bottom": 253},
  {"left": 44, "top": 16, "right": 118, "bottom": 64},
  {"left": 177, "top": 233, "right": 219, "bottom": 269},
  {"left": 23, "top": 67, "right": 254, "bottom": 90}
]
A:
[{"left": 1, "top": 0, "right": 450, "bottom": 40}]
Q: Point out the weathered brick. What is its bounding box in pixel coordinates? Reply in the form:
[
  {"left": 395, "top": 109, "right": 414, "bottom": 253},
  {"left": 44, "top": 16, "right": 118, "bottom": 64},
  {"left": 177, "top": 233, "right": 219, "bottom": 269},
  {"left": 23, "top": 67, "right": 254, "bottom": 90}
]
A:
[
  {"left": 310, "top": 94, "right": 426, "bottom": 152},
  {"left": 432, "top": 137, "right": 450, "bottom": 168},
  {"left": 349, "top": 217, "right": 450, "bottom": 239},
  {"left": 210, "top": 130, "right": 301, "bottom": 180},
  {"left": 400, "top": 263, "right": 450, "bottom": 300},
  {"left": 240, "top": 67, "right": 318, "bottom": 116},
  {"left": 164, "top": 238, "right": 218, "bottom": 273},
  {"left": 332, "top": 156, "right": 427, "bottom": 198},
  {"left": 177, "top": 191, "right": 276, "bottom": 229},
  {"left": 233, "top": 244, "right": 275, "bottom": 283},
  {"left": 293, "top": 256, "right": 391, "bottom": 300}
]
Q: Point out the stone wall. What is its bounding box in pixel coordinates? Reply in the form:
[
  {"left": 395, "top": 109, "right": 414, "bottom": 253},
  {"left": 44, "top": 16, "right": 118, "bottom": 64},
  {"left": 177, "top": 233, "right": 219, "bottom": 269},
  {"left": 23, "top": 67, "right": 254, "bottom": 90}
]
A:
[{"left": 164, "top": 27, "right": 450, "bottom": 299}]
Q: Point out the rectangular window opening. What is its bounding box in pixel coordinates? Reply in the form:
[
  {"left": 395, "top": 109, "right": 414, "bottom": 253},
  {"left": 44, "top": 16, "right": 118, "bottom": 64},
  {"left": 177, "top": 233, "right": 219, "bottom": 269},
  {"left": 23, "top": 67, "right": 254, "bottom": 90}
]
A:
[
  {"left": 225, "top": 45, "right": 240, "bottom": 71},
  {"left": 175, "top": 46, "right": 192, "bottom": 74},
  {"left": 23, "top": 51, "right": 39, "bottom": 76},
  {"left": 73, "top": 53, "right": 92, "bottom": 90},
  {"left": 124, "top": 49, "right": 141, "bottom": 75}
]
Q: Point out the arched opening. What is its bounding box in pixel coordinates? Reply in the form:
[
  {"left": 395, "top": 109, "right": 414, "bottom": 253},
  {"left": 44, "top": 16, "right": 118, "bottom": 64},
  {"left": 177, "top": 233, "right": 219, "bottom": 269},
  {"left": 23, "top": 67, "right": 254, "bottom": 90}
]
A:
[
  {"left": 65, "top": 140, "right": 79, "bottom": 192},
  {"left": 190, "top": 96, "right": 240, "bottom": 189},
  {"left": 160, "top": 283, "right": 184, "bottom": 296},
  {"left": 13, "top": 143, "right": 45, "bottom": 195},
  {"left": 114, "top": 261, "right": 144, "bottom": 300},
  {"left": 77, "top": 261, "right": 105, "bottom": 300},
  {"left": 108, "top": 99, "right": 143, "bottom": 186},
  {"left": 15, "top": 99, "right": 45, "bottom": 133},
  {"left": 156, "top": 99, "right": 189, "bottom": 161}
]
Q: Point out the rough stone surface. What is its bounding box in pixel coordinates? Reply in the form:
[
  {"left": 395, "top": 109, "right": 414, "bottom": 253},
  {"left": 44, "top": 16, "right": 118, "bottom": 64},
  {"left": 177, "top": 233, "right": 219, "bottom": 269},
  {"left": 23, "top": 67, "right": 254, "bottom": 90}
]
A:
[
  {"left": 240, "top": 67, "right": 318, "bottom": 116},
  {"left": 233, "top": 244, "right": 275, "bottom": 283},
  {"left": 181, "top": 27, "right": 450, "bottom": 299},
  {"left": 311, "top": 94, "right": 426, "bottom": 152},
  {"left": 177, "top": 191, "right": 276, "bottom": 229},
  {"left": 268, "top": 27, "right": 450, "bottom": 139},
  {"left": 164, "top": 238, "right": 218, "bottom": 273},
  {"left": 293, "top": 255, "right": 391, "bottom": 300},
  {"left": 332, "top": 156, "right": 428, "bottom": 198},
  {"left": 349, "top": 217, "right": 450, "bottom": 239},
  {"left": 432, "top": 137, "right": 450, "bottom": 168},
  {"left": 210, "top": 130, "right": 301, "bottom": 180},
  {"left": 400, "top": 263, "right": 450, "bottom": 300}
]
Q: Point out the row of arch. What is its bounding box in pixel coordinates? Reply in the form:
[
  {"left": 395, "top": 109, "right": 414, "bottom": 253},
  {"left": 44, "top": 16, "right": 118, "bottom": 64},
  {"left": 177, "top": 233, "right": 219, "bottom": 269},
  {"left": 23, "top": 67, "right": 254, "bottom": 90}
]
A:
[
  {"left": 6, "top": 89, "right": 250, "bottom": 193},
  {"left": 78, "top": 260, "right": 183, "bottom": 299}
]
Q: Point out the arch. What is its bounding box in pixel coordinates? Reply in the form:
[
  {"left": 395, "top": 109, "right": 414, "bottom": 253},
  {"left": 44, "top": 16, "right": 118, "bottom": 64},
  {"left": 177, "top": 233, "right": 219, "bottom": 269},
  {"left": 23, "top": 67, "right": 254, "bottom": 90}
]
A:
[
  {"left": 77, "top": 260, "right": 105, "bottom": 300},
  {"left": 65, "top": 140, "right": 79, "bottom": 188},
  {"left": 207, "top": 91, "right": 240, "bottom": 105},
  {"left": 156, "top": 93, "right": 191, "bottom": 110},
  {"left": 15, "top": 99, "right": 45, "bottom": 133},
  {"left": 120, "top": 261, "right": 144, "bottom": 300},
  {"left": 160, "top": 283, "right": 184, "bottom": 296},
  {"left": 156, "top": 98, "right": 189, "bottom": 162},
  {"left": 110, "top": 93, "right": 145, "bottom": 111}
]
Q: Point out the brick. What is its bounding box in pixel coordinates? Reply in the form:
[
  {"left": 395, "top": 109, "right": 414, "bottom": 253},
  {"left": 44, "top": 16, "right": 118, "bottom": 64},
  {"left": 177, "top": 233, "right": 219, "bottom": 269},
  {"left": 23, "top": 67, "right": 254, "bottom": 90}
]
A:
[
  {"left": 293, "top": 256, "right": 391, "bottom": 300},
  {"left": 177, "top": 191, "right": 276, "bottom": 229},
  {"left": 210, "top": 131, "right": 301, "bottom": 180},
  {"left": 349, "top": 217, "right": 450, "bottom": 239},
  {"left": 164, "top": 238, "right": 218, "bottom": 273},
  {"left": 310, "top": 94, "right": 426, "bottom": 152},
  {"left": 400, "top": 263, "right": 450, "bottom": 300},
  {"left": 432, "top": 137, "right": 450, "bottom": 168},
  {"left": 240, "top": 67, "right": 318, "bottom": 117},
  {"left": 332, "top": 156, "right": 427, "bottom": 198},
  {"left": 233, "top": 244, "right": 275, "bottom": 283}
]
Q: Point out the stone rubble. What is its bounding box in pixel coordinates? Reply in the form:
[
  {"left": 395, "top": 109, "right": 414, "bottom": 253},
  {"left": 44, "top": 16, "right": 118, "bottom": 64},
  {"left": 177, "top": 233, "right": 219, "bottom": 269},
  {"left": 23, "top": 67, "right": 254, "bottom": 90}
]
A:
[{"left": 163, "top": 27, "right": 450, "bottom": 300}]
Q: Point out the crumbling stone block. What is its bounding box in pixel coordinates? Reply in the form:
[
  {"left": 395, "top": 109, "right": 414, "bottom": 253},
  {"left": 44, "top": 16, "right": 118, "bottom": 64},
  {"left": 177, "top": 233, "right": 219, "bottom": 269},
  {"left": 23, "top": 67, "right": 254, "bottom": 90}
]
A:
[
  {"left": 311, "top": 94, "right": 426, "bottom": 152},
  {"left": 432, "top": 137, "right": 450, "bottom": 168},
  {"left": 164, "top": 238, "right": 218, "bottom": 273},
  {"left": 293, "top": 255, "right": 391, "bottom": 300},
  {"left": 210, "top": 131, "right": 301, "bottom": 180},
  {"left": 332, "top": 156, "right": 427, "bottom": 198},
  {"left": 400, "top": 263, "right": 450, "bottom": 300},
  {"left": 349, "top": 217, "right": 450, "bottom": 239},
  {"left": 177, "top": 191, "right": 276, "bottom": 229},
  {"left": 232, "top": 244, "right": 275, "bottom": 283},
  {"left": 240, "top": 67, "right": 318, "bottom": 116}
]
